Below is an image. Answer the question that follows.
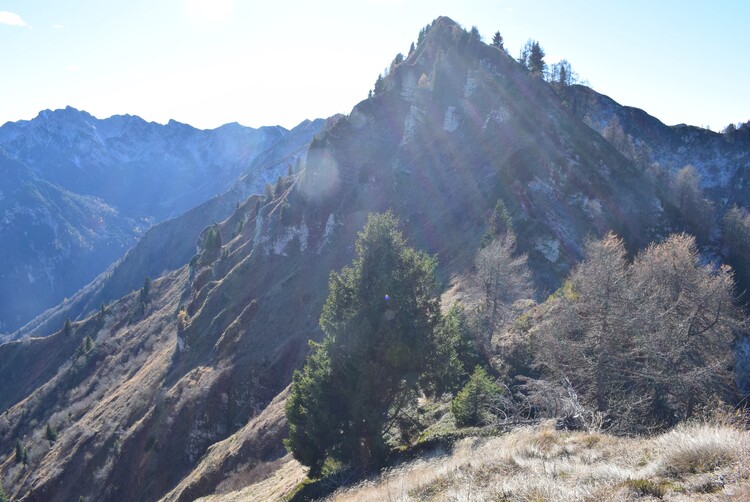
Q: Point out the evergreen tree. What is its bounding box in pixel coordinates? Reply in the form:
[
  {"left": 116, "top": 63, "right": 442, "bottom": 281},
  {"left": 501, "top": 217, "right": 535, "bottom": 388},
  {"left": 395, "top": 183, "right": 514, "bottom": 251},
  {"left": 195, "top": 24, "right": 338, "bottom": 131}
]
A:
[
  {"left": 0, "top": 483, "right": 9, "bottom": 502},
  {"left": 15, "top": 440, "right": 24, "bottom": 463},
  {"left": 408, "top": 41, "right": 415, "bottom": 56},
  {"left": 286, "top": 212, "right": 440, "bottom": 473},
  {"left": 284, "top": 341, "right": 338, "bottom": 477},
  {"left": 559, "top": 62, "right": 568, "bottom": 85},
  {"left": 469, "top": 26, "right": 481, "bottom": 41},
  {"left": 46, "top": 423, "right": 58, "bottom": 443},
  {"left": 417, "top": 24, "right": 430, "bottom": 44},
  {"left": 528, "top": 41, "right": 546, "bottom": 75},
  {"left": 63, "top": 317, "right": 72, "bottom": 337},
  {"left": 481, "top": 199, "right": 513, "bottom": 247},
  {"left": 373, "top": 73, "right": 385, "bottom": 95},
  {"left": 451, "top": 366, "right": 503, "bottom": 427},
  {"left": 425, "top": 304, "right": 481, "bottom": 395},
  {"left": 491, "top": 31, "right": 504, "bottom": 49},
  {"left": 75, "top": 335, "right": 95, "bottom": 358},
  {"left": 203, "top": 225, "right": 223, "bottom": 256},
  {"left": 140, "top": 277, "right": 151, "bottom": 305}
]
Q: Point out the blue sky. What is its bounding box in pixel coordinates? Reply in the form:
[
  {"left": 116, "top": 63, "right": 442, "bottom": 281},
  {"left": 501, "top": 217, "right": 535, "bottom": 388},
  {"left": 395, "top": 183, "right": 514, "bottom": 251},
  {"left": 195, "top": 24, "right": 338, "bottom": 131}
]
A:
[{"left": 1, "top": 0, "right": 748, "bottom": 131}]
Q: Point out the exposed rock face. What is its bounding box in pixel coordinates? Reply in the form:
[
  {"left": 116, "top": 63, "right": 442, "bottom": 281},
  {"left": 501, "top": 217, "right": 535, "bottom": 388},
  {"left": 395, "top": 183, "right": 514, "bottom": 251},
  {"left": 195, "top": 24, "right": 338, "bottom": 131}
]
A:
[
  {"left": 560, "top": 84, "right": 750, "bottom": 208},
  {"left": 0, "top": 16, "right": 736, "bottom": 502}
]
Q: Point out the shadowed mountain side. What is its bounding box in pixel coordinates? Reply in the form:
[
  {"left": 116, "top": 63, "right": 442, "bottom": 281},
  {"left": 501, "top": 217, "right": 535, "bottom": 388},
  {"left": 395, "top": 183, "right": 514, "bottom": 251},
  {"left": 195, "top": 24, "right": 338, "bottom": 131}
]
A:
[
  {"left": 0, "top": 110, "right": 290, "bottom": 333},
  {"left": 9, "top": 119, "right": 326, "bottom": 342},
  {"left": 0, "top": 150, "right": 138, "bottom": 334},
  {"left": 296, "top": 16, "right": 660, "bottom": 289}
]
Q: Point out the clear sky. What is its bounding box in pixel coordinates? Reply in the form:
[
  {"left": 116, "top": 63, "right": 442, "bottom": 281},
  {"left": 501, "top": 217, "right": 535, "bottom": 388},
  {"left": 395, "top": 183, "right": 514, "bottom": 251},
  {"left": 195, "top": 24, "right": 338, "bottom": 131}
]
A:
[{"left": 1, "top": 0, "right": 748, "bottom": 131}]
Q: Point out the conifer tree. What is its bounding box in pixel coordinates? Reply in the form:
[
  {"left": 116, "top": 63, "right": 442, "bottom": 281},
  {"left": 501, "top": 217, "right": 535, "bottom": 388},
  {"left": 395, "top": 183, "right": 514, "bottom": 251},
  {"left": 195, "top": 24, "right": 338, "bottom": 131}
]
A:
[
  {"left": 373, "top": 73, "right": 385, "bottom": 95},
  {"left": 491, "top": 31, "right": 504, "bottom": 49},
  {"left": 46, "top": 423, "right": 58, "bottom": 443},
  {"left": 286, "top": 212, "right": 440, "bottom": 473},
  {"left": 15, "top": 440, "right": 24, "bottom": 463},
  {"left": 529, "top": 41, "right": 546, "bottom": 75},
  {"left": 140, "top": 277, "right": 151, "bottom": 305},
  {"left": 451, "top": 366, "right": 503, "bottom": 426}
]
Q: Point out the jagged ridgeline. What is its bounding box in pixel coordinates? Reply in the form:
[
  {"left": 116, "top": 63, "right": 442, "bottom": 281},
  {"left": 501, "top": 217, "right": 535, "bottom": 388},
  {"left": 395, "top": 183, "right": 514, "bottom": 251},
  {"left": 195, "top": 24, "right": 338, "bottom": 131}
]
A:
[{"left": 0, "top": 16, "right": 747, "bottom": 502}]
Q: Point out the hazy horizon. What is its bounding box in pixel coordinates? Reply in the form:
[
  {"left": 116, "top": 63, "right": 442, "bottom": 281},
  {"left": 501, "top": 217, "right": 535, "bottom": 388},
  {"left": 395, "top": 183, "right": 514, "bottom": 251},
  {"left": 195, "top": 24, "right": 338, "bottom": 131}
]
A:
[{"left": 1, "top": 0, "right": 748, "bottom": 131}]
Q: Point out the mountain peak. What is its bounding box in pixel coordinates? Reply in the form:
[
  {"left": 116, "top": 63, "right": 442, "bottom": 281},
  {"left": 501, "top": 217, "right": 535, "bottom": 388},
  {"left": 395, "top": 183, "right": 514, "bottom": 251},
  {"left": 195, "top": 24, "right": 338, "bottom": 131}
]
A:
[
  {"left": 34, "top": 106, "right": 94, "bottom": 124},
  {"left": 432, "top": 15, "right": 459, "bottom": 28}
]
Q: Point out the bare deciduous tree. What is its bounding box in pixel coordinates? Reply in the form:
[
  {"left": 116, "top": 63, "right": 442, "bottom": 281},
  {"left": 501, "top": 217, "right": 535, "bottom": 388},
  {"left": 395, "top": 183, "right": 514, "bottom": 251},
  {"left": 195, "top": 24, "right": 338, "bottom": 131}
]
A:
[
  {"left": 474, "top": 232, "right": 534, "bottom": 330},
  {"left": 630, "top": 234, "right": 742, "bottom": 423},
  {"left": 535, "top": 233, "right": 744, "bottom": 432}
]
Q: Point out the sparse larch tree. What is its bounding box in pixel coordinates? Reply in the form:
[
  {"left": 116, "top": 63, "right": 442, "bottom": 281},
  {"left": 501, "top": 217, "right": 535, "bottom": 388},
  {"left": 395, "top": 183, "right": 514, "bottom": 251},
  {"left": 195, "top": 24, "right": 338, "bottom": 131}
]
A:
[
  {"left": 629, "top": 234, "right": 742, "bottom": 423},
  {"left": 535, "top": 233, "right": 744, "bottom": 431},
  {"left": 537, "top": 234, "right": 631, "bottom": 415},
  {"left": 474, "top": 231, "right": 534, "bottom": 332},
  {"left": 671, "top": 165, "right": 715, "bottom": 241}
]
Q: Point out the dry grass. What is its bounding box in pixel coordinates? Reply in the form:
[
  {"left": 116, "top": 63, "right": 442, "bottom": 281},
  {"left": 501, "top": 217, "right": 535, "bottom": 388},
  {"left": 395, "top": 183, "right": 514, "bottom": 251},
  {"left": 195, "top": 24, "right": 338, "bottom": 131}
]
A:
[
  {"left": 656, "top": 423, "right": 746, "bottom": 477},
  {"left": 196, "top": 458, "right": 307, "bottom": 502},
  {"left": 319, "top": 420, "right": 750, "bottom": 502}
]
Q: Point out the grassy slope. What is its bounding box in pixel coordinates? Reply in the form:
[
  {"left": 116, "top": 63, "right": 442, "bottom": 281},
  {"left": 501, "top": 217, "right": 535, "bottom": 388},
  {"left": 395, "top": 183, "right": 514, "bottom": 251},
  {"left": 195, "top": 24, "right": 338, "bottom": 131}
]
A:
[{"left": 208, "top": 420, "right": 750, "bottom": 501}]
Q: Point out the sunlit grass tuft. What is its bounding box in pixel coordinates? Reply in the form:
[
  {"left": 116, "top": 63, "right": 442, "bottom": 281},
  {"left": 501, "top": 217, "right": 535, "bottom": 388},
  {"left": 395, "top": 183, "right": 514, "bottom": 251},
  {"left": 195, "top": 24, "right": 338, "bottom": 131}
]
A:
[
  {"left": 321, "top": 421, "right": 750, "bottom": 502},
  {"left": 657, "top": 423, "right": 748, "bottom": 477}
]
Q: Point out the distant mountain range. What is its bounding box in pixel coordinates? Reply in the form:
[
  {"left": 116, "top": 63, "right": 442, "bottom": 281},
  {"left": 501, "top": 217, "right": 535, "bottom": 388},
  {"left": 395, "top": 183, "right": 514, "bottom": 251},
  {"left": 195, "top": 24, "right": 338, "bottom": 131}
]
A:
[{"left": 0, "top": 109, "right": 323, "bottom": 333}]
